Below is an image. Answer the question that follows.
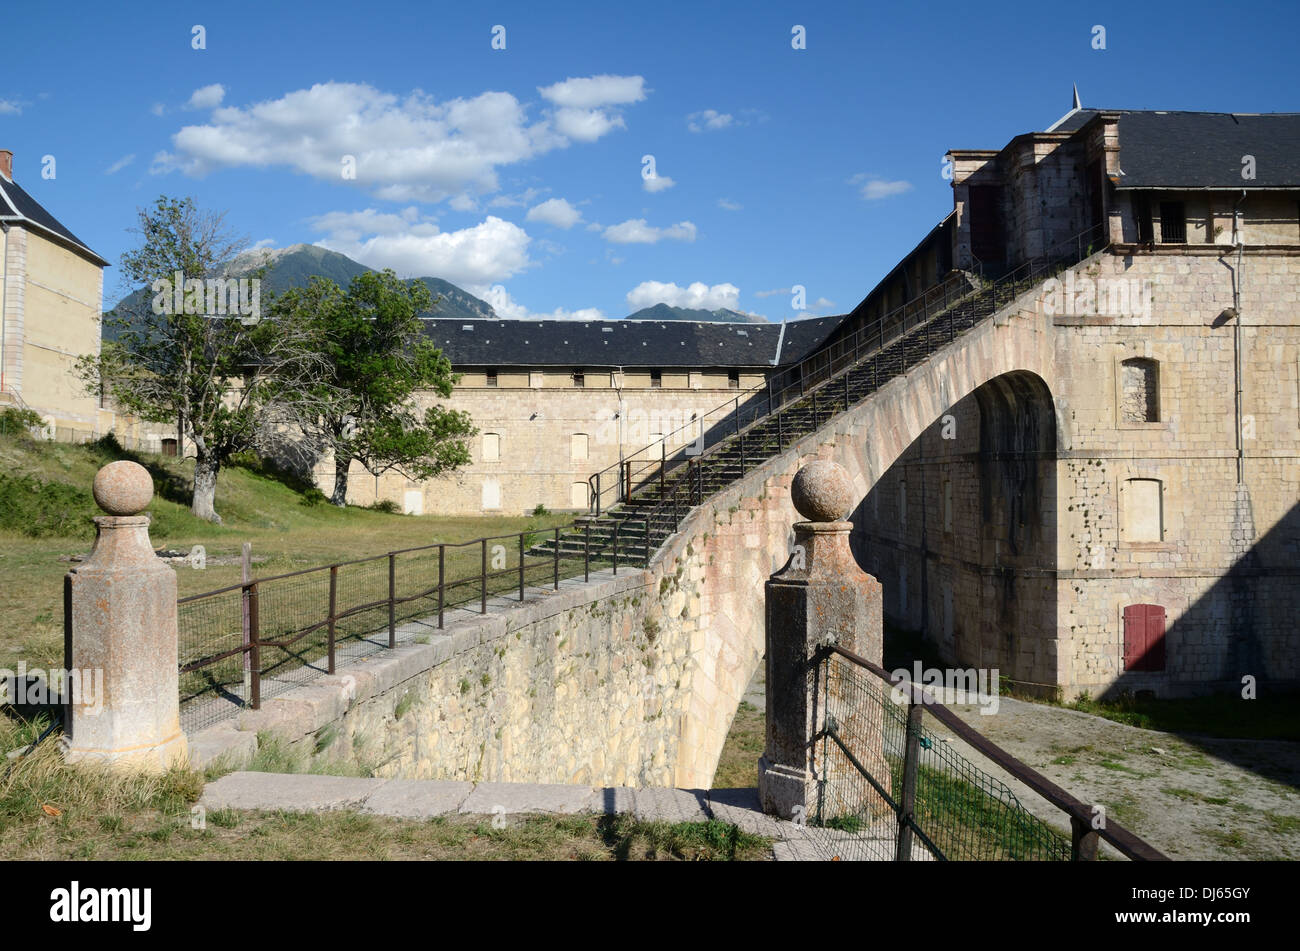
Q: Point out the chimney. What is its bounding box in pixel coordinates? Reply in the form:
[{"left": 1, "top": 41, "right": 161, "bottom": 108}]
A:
[{"left": 0, "top": 150, "right": 11, "bottom": 181}]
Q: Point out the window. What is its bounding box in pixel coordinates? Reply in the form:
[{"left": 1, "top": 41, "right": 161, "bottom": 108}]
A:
[
  {"left": 1134, "top": 195, "right": 1154, "bottom": 243},
  {"left": 1123, "top": 604, "right": 1166, "bottom": 671},
  {"left": 570, "top": 482, "right": 589, "bottom": 509},
  {"left": 650, "top": 370, "right": 662, "bottom": 388},
  {"left": 572, "top": 369, "right": 585, "bottom": 388},
  {"left": 485, "top": 368, "right": 498, "bottom": 387},
  {"left": 1122, "top": 478, "right": 1163, "bottom": 542},
  {"left": 161, "top": 438, "right": 178, "bottom": 457},
  {"left": 570, "top": 433, "right": 589, "bottom": 462},
  {"left": 481, "top": 479, "right": 501, "bottom": 510},
  {"left": 1120, "top": 358, "right": 1159, "bottom": 423},
  {"left": 482, "top": 433, "right": 500, "bottom": 462},
  {"left": 728, "top": 370, "right": 740, "bottom": 389},
  {"left": 1159, "top": 201, "right": 1186, "bottom": 243}
]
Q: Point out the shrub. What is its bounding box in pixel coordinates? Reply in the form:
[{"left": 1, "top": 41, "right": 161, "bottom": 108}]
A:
[
  {"left": 369, "top": 499, "right": 401, "bottom": 514},
  {"left": 0, "top": 407, "right": 45, "bottom": 438},
  {"left": 299, "top": 487, "right": 328, "bottom": 508},
  {"left": 532, "top": 503, "right": 550, "bottom": 517}
]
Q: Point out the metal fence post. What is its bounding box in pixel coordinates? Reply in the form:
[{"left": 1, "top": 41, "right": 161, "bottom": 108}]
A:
[
  {"left": 518, "top": 532, "right": 525, "bottom": 602},
  {"left": 327, "top": 565, "right": 337, "bottom": 675},
  {"left": 553, "top": 527, "right": 560, "bottom": 590},
  {"left": 481, "top": 539, "right": 488, "bottom": 614},
  {"left": 248, "top": 582, "right": 261, "bottom": 710},
  {"left": 584, "top": 523, "right": 590, "bottom": 583},
  {"left": 644, "top": 517, "right": 651, "bottom": 568},
  {"left": 437, "top": 544, "right": 445, "bottom": 629},
  {"left": 388, "top": 552, "right": 396, "bottom": 648},
  {"left": 896, "top": 698, "right": 924, "bottom": 861},
  {"left": 594, "top": 473, "right": 601, "bottom": 516},
  {"left": 613, "top": 520, "right": 619, "bottom": 575}
]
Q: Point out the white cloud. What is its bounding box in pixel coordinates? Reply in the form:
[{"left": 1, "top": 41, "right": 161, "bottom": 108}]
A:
[
  {"left": 311, "top": 212, "right": 531, "bottom": 288},
  {"left": 247, "top": 238, "right": 276, "bottom": 250},
  {"left": 488, "top": 187, "right": 544, "bottom": 208},
  {"left": 813, "top": 297, "right": 835, "bottom": 309},
  {"left": 186, "top": 84, "right": 225, "bottom": 109},
  {"left": 153, "top": 78, "right": 643, "bottom": 204},
  {"left": 538, "top": 75, "right": 646, "bottom": 109},
  {"left": 0, "top": 99, "right": 24, "bottom": 116},
  {"left": 526, "top": 198, "right": 582, "bottom": 229},
  {"left": 850, "top": 173, "right": 913, "bottom": 200},
  {"left": 717, "top": 198, "right": 742, "bottom": 211},
  {"left": 603, "top": 219, "right": 697, "bottom": 244},
  {"left": 643, "top": 174, "right": 675, "bottom": 193},
  {"left": 480, "top": 284, "right": 604, "bottom": 321},
  {"left": 150, "top": 102, "right": 166, "bottom": 117},
  {"left": 626, "top": 280, "right": 740, "bottom": 311},
  {"left": 687, "top": 109, "right": 734, "bottom": 132},
  {"left": 104, "top": 154, "right": 136, "bottom": 175}
]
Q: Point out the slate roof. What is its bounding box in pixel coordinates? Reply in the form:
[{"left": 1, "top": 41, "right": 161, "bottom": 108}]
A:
[
  {"left": 0, "top": 174, "right": 109, "bottom": 266},
  {"left": 1050, "top": 109, "right": 1300, "bottom": 189},
  {"left": 423, "top": 314, "right": 850, "bottom": 369}
]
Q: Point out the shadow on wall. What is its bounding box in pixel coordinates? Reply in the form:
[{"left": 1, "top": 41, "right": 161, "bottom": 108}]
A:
[{"left": 848, "top": 370, "right": 1060, "bottom": 694}]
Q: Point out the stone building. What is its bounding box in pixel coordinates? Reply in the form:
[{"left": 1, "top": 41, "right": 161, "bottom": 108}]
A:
[
  {"left": 0, "top": 149, "right": 112, "bottom": 433},
  {"left": 852, "top": 106, "right": 1300, "bottom": 697},
  {"left": 320, "top": 315, "right": 849, "bottom": 514}
]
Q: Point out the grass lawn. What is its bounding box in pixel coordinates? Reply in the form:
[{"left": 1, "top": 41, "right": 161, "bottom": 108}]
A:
[
  {"left": 0, "top": 431, "right": 572, "bottom": 673},
  {"left": 711, "top": 700, "right": 764, "bottom": 789},
  {"left": 0, "top": 716, "right": 772, "bottom": 861}
]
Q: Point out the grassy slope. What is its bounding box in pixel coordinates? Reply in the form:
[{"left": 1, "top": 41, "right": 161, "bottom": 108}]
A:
[{"left": 0, "top": 432, "right": 569, "bottom": 671}]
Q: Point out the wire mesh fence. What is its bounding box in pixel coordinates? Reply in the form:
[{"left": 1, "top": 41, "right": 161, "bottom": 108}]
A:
[
  {"left": 795, "top": 646, "right": 1165, "bottom": 862},
  {"left": 177, "top": 520, "right": 650, "bottom": 732}
]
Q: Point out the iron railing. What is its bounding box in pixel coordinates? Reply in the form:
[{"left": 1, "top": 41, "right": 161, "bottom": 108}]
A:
[
  {"left": 587, "top": 222, "right": 1110, "bottom": 540},
  {"left": 803, "top": 643, "right": 1167, "bottom": 861},
  {"left": 177, "top": 516, "right": 650, "bottom": 729}
]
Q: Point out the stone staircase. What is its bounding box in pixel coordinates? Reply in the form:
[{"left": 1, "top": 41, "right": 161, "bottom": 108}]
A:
[{"left": 531, "top": 227, "right": 1107, "bottom": 568}]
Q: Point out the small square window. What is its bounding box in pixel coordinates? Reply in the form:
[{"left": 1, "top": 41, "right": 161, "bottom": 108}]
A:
[
  {"left": 1159, "top": 201, "right": 1186, "bottom": 243},
  {"left": 485, "top": 368, "right": 498, "bottom": 387},
  {"left": 650, "top": 370, "right": 662, "bottom": 388},
  {"left": 728, "top": 370, "right": 740, "bottom": 389},
  {"left": 573, "top": 370, "right": 585, "bottom": 388}
]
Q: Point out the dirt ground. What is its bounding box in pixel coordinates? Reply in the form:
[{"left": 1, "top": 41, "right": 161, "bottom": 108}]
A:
[{"left": 941, "top": 697, "right": 1300, "bottom": 860}]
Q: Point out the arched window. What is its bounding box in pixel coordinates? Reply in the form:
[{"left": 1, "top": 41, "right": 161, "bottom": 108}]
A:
[
  {"left": 1123, "top": 604, "right": 1166, "bottom": 671},
  {"left": 1120, "top": 358, "right": 1159, "bottom": 423},
  {"left": 570, "top": 433, "right": 589, "bottom": 462},
  {"left": 481, "top": 433, "right": 500, "bottom": 462},
  {"left": 1121, "top": 478, "right": 1163, "bottom": 542}
]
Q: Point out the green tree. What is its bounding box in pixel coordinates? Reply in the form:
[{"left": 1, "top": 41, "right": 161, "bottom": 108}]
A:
[
  {"left": 272, "top": 270, "right": 476, "bottom": 506},
  {"left": 77, "top": 196, "right": 316, "bottom": 522}
]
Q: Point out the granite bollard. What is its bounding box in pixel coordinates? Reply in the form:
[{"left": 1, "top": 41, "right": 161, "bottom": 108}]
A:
[
  {"left": 63, "top": 460, "right": 187, "bottom": 770},
  {"left": 758, "top": 459, "right": 884, "bottom": 820}
]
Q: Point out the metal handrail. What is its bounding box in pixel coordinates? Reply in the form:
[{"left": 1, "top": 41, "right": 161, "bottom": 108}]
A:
[{"left": 822, "top": 642, "right": 1168, "bottom": 861}]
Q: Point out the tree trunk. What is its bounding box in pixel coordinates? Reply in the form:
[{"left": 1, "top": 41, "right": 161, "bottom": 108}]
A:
[
  {"left": 331, "top": 449, "right": 352, "bottom": 507},
  {"left": 192, "top": 452, "right": 223, "bottom": 524}
]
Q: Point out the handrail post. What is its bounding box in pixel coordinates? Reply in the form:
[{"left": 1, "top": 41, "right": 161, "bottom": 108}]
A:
[
  {"left": 739, "top": 428, "right": 746, "bottom": 474},
  {"left": 518, "top": 532, "right": 525, "bottom": 601},
  {"left": 1071, "top": 815, "right": 1100, "bottom": 860},
  {"left": 644, "top": 516, "right": 651, "bottom": 568},
  {"left": 248, "top": 582, "right": 261, "bottom": 710},
  {"left": 388, "top": 552, "right": 396, "bottom": 647},
  {"left": 594, "top": 473, "right": 601, "bottom": 516},
  {"left": 896, "top": 697, "right": 923, "bottom": 861},
  {"left": 584, "top": 523, "right": 590, "bottom": 582},
  {"left": 553, "top": 527, "right": 560, "bottom": 590},
  {"left": 480, "top": 538, "right": 488, "bottom": 614},
  {"left": 327, "top": 565, "right": 337, "bottom": 675},
  {"left": 660, "top": 440, "right": 666, "bottom": 498},
  {"left": 613, "top": 519, "right": 619, "bottom": 575},
  {"left": 733, "top": 396, "right": 740, "bottom": 435},
  {"left": 437, "top": 544, "right": 445, "bottom": 629}
]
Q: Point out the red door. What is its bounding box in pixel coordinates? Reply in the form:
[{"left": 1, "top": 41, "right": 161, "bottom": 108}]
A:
[{"left": 1123, "top": 604, "right": 1166, "bottom": 672}]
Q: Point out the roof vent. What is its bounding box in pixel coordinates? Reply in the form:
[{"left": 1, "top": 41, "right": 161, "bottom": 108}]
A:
[
  {"left": 602, "top": 326, "right": 613, "bottom": 332},
  {"left": 462, "top": 324, "right": 474, "bottom": 330},
  {"left": 736, "top": 330, "right": 748, "bottom": 336}
]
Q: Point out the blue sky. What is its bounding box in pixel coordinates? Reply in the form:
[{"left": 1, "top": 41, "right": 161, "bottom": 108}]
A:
[{"left": 4, "top": 0, "right": 1298, "bottom": 321}]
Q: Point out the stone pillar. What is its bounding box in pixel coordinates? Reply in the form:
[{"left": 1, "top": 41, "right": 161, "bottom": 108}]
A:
[
  {"left": 759, "top": 460, "right": 883, "bottom": 820},
  {"left": 64, "top": 461, "right": 186, "bottom": 770}
]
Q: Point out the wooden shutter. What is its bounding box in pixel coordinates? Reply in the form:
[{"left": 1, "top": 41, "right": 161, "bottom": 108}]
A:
[{"left": 1123, "top": 604, "right": 1166, "bottom": 672}]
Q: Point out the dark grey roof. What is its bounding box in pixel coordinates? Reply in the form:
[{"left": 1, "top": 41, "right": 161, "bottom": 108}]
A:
[
  {"left": 1051, "top": 110, "right": 1300, "bottom": 189},
  {"left": 0, "top": 175, "right": 109, "bottom": 265},
  {"left": 424, "top": 314, "right": 850, "bottom": 369}
]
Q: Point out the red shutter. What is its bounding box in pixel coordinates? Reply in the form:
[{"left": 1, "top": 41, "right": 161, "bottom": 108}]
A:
[{"left": 1123, "top": 604, "right": 1166, "bottom": 672}]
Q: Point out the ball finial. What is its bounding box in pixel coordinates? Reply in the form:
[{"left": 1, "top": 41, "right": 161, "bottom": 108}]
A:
[
  {"left": 92, "top": 460, "right": 154, "bottom": 516},
  {"left": 791, "top": 460, "right": 853, "bottom": 522}
]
